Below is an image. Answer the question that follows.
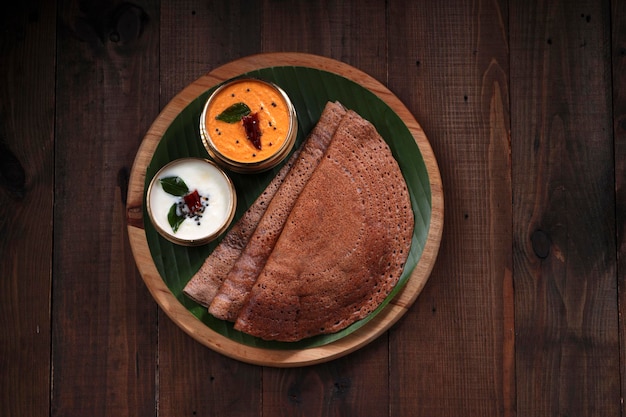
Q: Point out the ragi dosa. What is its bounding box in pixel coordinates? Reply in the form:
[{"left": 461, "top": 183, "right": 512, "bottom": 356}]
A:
[
  {"left": 182, "top": 145, "right": 303, "bottom": 307},
  {"left": 234, "top": 110, "right": 414, "bottom": 341},
  {"left": 208, "top": 101, "right": 348, "bottom": 321},
  {"left": 183, "top": 101, "right": 346, "bottom": 308}
]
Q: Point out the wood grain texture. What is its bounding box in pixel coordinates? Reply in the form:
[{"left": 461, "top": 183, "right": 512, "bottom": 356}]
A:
[
  {"left": 613, "top": 0, "right": 626, "bottom": 411},
  {"left": 160, "top": 1, "right": 262, "bottom": 104},
  {"left": 3, "top": 1, "right": 623, "bottom": 416},
  {"left": 0, "top": 2, "right": 56, "bottom": 417},
  {"left": 511, "top": 0, "right": 619, "bottom": 415},
  {"left": 51, "top": 1, "right": 159, "bottom": 416},
  {"left": 157, "top": 2, "right": 263, "bottom": 416},
  {"left": 261, "top": 0, "right": 387, "bottom": 83},
  {"left": 262, "top": 336, "right": 388, "bottom": 417},
  {"left": 158, "top": 316, "right": 262, "bottom": 416},
  {"left": 387, "top": 1, "right": 513, "bottom": 416}
]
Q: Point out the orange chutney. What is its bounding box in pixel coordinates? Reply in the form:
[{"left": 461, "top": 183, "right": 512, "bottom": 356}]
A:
[{"left": 205, "top": 79, "right": 292, "bottom": 164}]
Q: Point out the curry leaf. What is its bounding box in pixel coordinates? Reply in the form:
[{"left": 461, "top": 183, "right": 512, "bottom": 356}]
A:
[
  {"left": 160, "top": 176, "right": 189, "bottom": 196},
  {"left": 216, "top": 102, "right": 251, "bottom": 123},
  {"left": 167, "top": 203, "right": 185, "bottom": 233}
]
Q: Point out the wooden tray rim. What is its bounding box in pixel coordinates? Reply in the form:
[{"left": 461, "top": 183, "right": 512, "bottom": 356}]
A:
[{"left": 126, "top": 52, "right": 444, "bottom": 367}]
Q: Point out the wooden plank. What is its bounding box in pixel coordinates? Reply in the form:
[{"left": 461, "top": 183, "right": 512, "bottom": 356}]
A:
[
  {"left": 387, "top": 0, "right": 514, "bottom": 416},
  {"left": 262, "top": 337, "right": 389, "bottom": 417},
  {"left": 260, "top": 1, "right": 390, "bottom": 416},
  {"left": 158, "top": 317, "right": 262, "bottom": 416},
  {"left": 160, "top": 0, "right": 262, "bottom": 104},
  {"left": 51, "top": 1, "right": 160, "bottom": 416},
  {"left": 261, "top": 0, "right": 387, "bottom": 83},
  {"left": 156, "top": 2, "right": 263, "bottom": 416},
  {"left": 612, "top": 0, "right": 626, "bottom": 410},
  {"left": 0, "top": 2, "right": 56, "bottom": 417},
  {"left": 510, "top": 0, "right": 620, "bottom": 415}
]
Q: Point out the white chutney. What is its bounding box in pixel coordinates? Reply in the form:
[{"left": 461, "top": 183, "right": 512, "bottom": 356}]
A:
[{"left": 147, "top": 158, "right": 236, "bottom": 245}]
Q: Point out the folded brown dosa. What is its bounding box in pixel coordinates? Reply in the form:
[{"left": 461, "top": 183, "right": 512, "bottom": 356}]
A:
[
  {"left": 182, "top": 145, "right": 303, "bottom": 307},
  {"left": 183, "top": 101, "right": 346, "bottom": 308},
  {"left": 208, "top": 101, "right": 348, "bottom": 321},
  {"left": 233, "top": 110, "right": 414, "bottom": 341}
]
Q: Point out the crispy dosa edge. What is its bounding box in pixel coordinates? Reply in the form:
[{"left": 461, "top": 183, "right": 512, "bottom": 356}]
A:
[
  {"left": 182, "top": 145, "right": 303, "bottom": 307},
  {"left": 208, "top": 102, "right": 348, "bottom": 321},
  {"left": 234, "top": 110, "right": 414, "bottom": 341},
  {"left": 183, "top": 102, "right": 345, "bottom": 307}
]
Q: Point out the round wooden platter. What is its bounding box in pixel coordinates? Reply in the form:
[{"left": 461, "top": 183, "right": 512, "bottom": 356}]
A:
[{"left": 126, "top": 52, "right": 443, "bottom": 367}]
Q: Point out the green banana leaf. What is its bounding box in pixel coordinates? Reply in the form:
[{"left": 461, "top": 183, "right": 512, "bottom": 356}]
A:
[{"left": 144, "top": 66, "right": 431, "bottom": 349}]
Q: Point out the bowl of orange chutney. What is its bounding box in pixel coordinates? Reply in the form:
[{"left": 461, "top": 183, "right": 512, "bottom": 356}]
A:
[{"left": 199, "top": 78, "right": 298, "bottom": 173}]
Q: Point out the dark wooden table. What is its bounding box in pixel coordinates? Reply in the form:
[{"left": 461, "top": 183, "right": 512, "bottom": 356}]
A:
[{"left": 2, "top": 1, "right": 624, "bottom": 416}]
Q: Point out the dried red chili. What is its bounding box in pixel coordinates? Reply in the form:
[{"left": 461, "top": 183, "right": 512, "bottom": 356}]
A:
[
  {"left": 183, "top": 189, "right": 202, "bottom": 214},
  {"left": 242, "top": 112, "right": 262, "bottom": 150}
]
